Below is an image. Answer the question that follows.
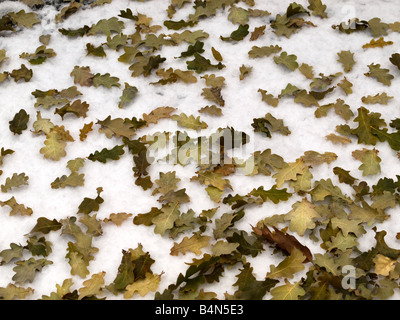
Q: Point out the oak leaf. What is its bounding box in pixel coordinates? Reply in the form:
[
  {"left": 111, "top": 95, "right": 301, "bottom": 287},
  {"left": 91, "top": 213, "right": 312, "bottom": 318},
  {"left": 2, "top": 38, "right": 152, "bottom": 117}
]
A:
[
  {"left": 0, "top": 197, "right": 32, "bottom": 216},
  {"left": 9, "top": 109, "right": 29, "bottom": 135},
  {"left": 0, "top": 284, "right": 33, "bottom": 300},
  {"left": 252, "top": 224, "right": 313, "bottom": 262},
  {"left": 12, "top": 258, "right": 53, "bottom": 284},
  {"left": 1, "top": 173, "right": 29, "bottom": 193},
  {"left": 352, "top": 148, "right": 381, "bottom": 176},
  {"left": 70, "top": 66, "right": 93, "bottom": 86},
  {"left": 284, "top": 198, "right": 321, "bottom": 236},
  {"left": 172, "top": 113, "right": 208, "bottom": 130},
  {"left": 273, "top": 51, "right": 298, "bottom": 71},
  {"left": 88, "top": 17, "right": 124, "bottom": 36},
  {"left": 170, "top": 235, "right": 211, "bottom": 256},
  {"left": 390, "top": 53, "right": 400, "bottom": 70},
  {"left": 51, "top": 172, "right": 85, "bottom": 189},
  {"left": 103, "top": 213, "right": 132, "bottom": 226},
  {"left": 363, "top": 37, "right": 393, "bottom": 48},
  {"left": 92, "top": 73, "right": 120, "bottom": 88},
  {"left": 88, "top": 145, "right": 125, "bottom": 163},
  {"left": 152, "top": 202, "right": 180, "bottom": 236},
  {"left": 124, "top": 273, "right": 162, "bottom": 298},
  {"left": 220, "top": 24, "right": 249, "bottom": 41},
  {"left": 97, "top": 116, "right": 137, "bottom": 139},
  {"left": 78, "top": 271, "right": 105, "bottom": 300},
  {"left": 8, "top": 10, "right": 40, "bottom": 28},
  {"left": 337, "top": 50, "right": 355, "bottom": 73},
  {"left": 29, "top": 217, "right": 62, "bottom": 235},
  {"left": 79, "top": 122, "right": 93, "bottom": 141},
  {"left": 364, "top": 63, "right": 394, "bottom": 86},
  {"left": 10, "top": 64, "right": 32, "bottom": 82},
  {"left": 266, "top": 248, "right": 306, "bottom": 279},
  {"left": 270, "top": 279, "right": 305, "bottom": 300},
  {"left": 55, "top": 100, "right": 89, "bottom": 119}
]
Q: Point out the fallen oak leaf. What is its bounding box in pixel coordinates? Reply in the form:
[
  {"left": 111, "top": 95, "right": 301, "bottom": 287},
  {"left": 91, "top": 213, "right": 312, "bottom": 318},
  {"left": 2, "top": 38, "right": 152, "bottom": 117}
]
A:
[
  {"left": 1, "top": 173, "right": 29, "bottom": 193},
  {"left": 79, "top": 122, "right": 93, "bottom": 141},
  {"left": 70, "top": 66, "right": 93, "bottom": 86},
  {"left": 88, "top": 145, "right": 125, "bottom": 163},
  {"left": 51, "top": 172, "right": 85, "bottom": 189},
  {"left": 54, "top": 100, "right": 89, "bottom": 119},
  {"left": 172, "top": 113, "right": 208, "bottom": 130},
  {"left": 363, "top": 37, "right": 393, "bottom": 48},
  {"left": 118, "top": 83, "right": 138, "bottom": 108},
  {"left": 361, "top": 92, "right": 393, "bottom": 105},
  {"left": 12, "top": 258, "right": 53, "bottom": 284},
  {"left": 103, "top": 213, "right": 133, "bottom": 226},
  {"left": 170, "top": 235, "right": 211, "bottom": 256},
  {"left": 124, "top": 272, "right": 162, "bottom": 298},
  {"left": 220, "top": 24, "right": 249, "bottom": 41},
  {"left": 8, "top": 10, "right": 40, "bottom": 28},
  {"left": 364, "top": 63, "right": 394, "bottom": 86},
  {"left": 390, "top": 53, "right": 400, "bottom": 70},
  {"left": 0, "top": 284, "right": 34, "bottom": 300},
  {"left": 252, "top": 224, "right": 313, "bottom": 262},
  {"left": 10, "top": 64, "right": 33, "bottom": 82},
  {"left": 0, "top": 197, "right": 33, "bottom": 216},
  {"left": 78, "top": 271, "right": 106, "bottom": 300},
  {"left": 97, "top": 116, "right": 137, "bottom": 139},
  {"left": 9, "top": 109, "right": 29, "bottom": 135},
  {"left": 273, "top": 51, "right": 299, "bottom": 71},
  {"left": 142, "top": 106, "right": 176, "bottom": 125}
]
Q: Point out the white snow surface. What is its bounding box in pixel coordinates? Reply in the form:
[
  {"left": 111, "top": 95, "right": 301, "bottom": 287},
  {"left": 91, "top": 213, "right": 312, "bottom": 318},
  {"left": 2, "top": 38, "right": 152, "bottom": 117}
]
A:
[{"left": 0, "top": 0, "right": 400, "bottom": 299}]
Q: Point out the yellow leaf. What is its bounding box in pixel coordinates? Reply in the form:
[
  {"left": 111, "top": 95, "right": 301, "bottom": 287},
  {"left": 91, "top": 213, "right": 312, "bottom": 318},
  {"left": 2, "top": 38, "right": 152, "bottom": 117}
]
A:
[
  {"left": 124, "top": 273, "right": 162, "bottom": 299},
  {"left": 170, "top": 235, "right": 211, "bottom": 256},
  {"left": 373, "top": 254, "right": 397, "bottom": 276},
  {"left": 78, "top": 271, "right": 105, "bottom": 299},
  {"left": 284, "top": 198, "right": 321, "bottom": 236}
]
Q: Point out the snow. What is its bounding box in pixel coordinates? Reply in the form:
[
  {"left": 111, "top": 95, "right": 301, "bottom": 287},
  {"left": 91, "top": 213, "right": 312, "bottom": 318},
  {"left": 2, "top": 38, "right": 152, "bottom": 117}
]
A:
[{"left": 1, "top": 0, "right": 400, "bottom": 299}]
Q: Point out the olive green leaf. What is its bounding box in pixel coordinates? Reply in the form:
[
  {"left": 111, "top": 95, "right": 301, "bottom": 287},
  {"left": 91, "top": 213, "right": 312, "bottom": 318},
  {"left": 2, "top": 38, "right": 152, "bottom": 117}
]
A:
[
  {"left": 220, "top": 24, "right": 249, "bottom": 41},
  {"left": 361, "top": 92, "right": 393, "bottom": 105},
  {"left": 352, "top": 148, "right": 382, "bottom": 176},
  {"left": 172, "top": 113, "right": 208, "bottom": 130},
  {"left": 118, "top": 83, "right": 138, "bottom": 108},
  {"left": 88, "top": 17, "right": 124, "bottom": 36},
  {"left": 270, "top": 279, "right": 305, "bottom": 300},
  {"left": 0, "top": 197, "right": 33, "bottom": 216},
  {"left": 248, "top": 45, "right": 282, "bottom": 59},
  {"left": 389, "top": 53, "right": 400, "bottom": 70},
  {"left": 266, "top": 248, "right": 306, "bottom": 279},
  {"left": 86, "top": 43, "right": 106, "bottom": 58},
  {"left": 55, "top": 100, "right": 89, "bottom": 119},
  {"left": 1, "top": 173, "right": 29, "bottom": 193},
  {"left": 20, "top": 45, "right": 56, "bottom": 64},
  {"left": 337, "top": 50, "right": 355, "bottom": 73},
  {"left": 9, "top": 109, "right": 29, "bottom": 135},
  {"left": 77, "top": 187, "right": 104, "bottom": 215},
  {"left": 307, "top": 0, "right": 328, "bottom": 18},
  {"left": 170, "top": 235, "right": 211, "bottom": 256},
  {"left": 368, "top": 17, "right": 389, "bottom": 38},
  {"left": 186, "top": 53, "right": 225, "bottom": 73},
  {"left": 273, "top": 52, "right": 299, "bottom": 71},
  {"left": 51, "top": 172, "right": 85, "bottom": 189},
  {"left": 0, "top": 284, "right": 34, "bottom": 300},
  {"left": 10, "top": 64, "right": 33, "bottom": 82},
  {"left": 364, "top": 63, "right": 394, "bottom": 86},
  {"left": 8, "top": 10, "right": 40, "bottom": 28},
  {"left": 12, "top": 258, "right": 53, "bottom": 284},
  {"left": 29, "top": 217, "right": 62, "bottom": 235},
  {"left": 92, "top": 73, "right": 120, "bottom": 88},
  {"left": 88, "top": 145, "right": 125, "bottom": 163}
]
